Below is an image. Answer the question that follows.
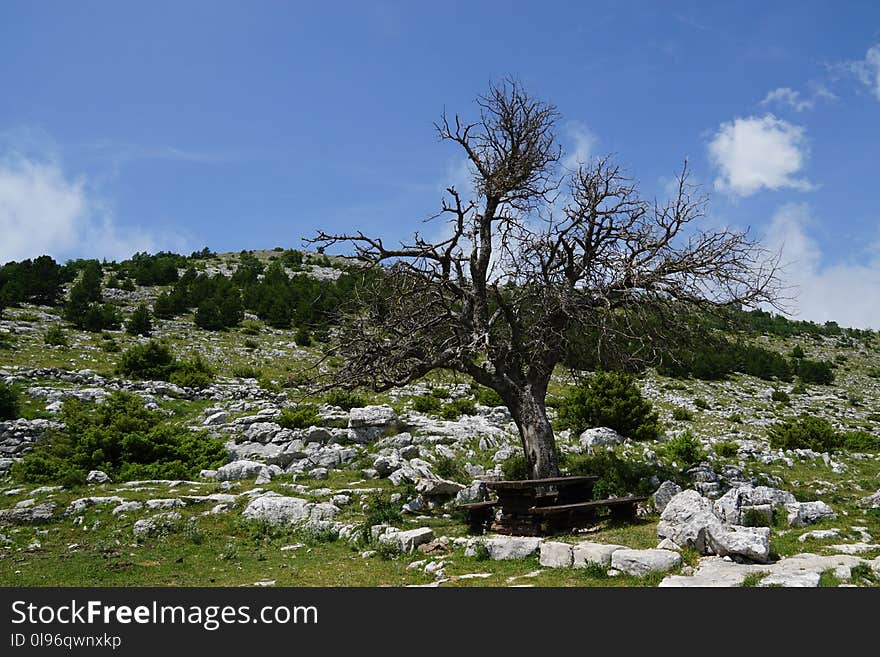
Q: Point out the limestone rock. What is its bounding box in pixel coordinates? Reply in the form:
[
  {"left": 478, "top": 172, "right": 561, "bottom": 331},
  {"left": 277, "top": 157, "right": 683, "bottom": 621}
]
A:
[
  {"left": 539, "top": 541, "right": 574, "bottom": 568},
  {"left": 652, "top": 481, "right": 682, "bottom": 514},
  {"left": 578, "top": 427, "right": 624, "bottom": 451},
  {"left": 86, "top": 470, "right": 111, "bottom": 484},
  {"left": 242, "top": 496, "right": 312, "bottom": 525},
  {"left": 0, "top": 502, "right": 57, "bottom": 525},
  {"left": 610, "top": 549, "right": 681, "bottom": 577},
  {"left": 572, "top": 542, "right": 626, "bottom": 568}
]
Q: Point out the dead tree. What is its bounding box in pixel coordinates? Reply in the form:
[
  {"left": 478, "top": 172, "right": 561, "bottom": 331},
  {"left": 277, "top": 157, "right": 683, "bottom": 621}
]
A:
[{"left": 309, "top": 79, "right": 781, "bottom": 479}]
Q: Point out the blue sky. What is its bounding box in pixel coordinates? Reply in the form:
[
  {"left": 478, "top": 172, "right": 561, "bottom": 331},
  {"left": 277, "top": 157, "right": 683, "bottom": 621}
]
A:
[{"left": 1, "top": 1, "right": 879, "bottom": 326}]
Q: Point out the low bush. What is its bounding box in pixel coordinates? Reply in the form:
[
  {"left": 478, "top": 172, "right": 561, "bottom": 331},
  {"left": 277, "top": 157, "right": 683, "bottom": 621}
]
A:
[
  {"left": 116, "top": 340, "right": 177, "bottom": 380},
  {"left": 0, "top": 382, "right": 20, "bottom": 420},
  {"left": 125, "top": 303, "right": 152, "bottom": 336},
  {"left": 771, "top": 389, "right": 790, "bottom": 404},
  {"left": 841, "top": 430, "right": 880, "bottom": 453},
  {"left": 795, "top": 358, "right": 834, "bottom": 385},
  {"left": 672, "top": 407, "right": 694, "bottom": 421},
  {"left": 168, "top": 354, "right": 214, "bottom": 389},
  {"left": 566, "top": 451, "right": 678, "bottom": 499},
  {"left": 662, "top": 430, "right": 707, "bottom": 467},
  {"left": 693, "top": 398, "right": 710, "bottom": 410},
  {"left": 44, "top": 324, "right": 68, "bottom": 347},
  {"left": 10, "top": 391, "right": 227, "bottom": 485},
  {"left": 440, "top": 398, "right": 477, "bottom": 420},
  {"left": 471, "top": 384, "right": 504, "bottom": 407},
  {"left": 767, "top": 415, "right": 842, "bottom": 452},
  {"left": 323, "top": 389, "right": 367, "bottom": 411},
  {"left": 294, "top": 326, "right": 313, "bottom": 347},
  {"left": 434, "top": 455, "right": 469, "bottom": 483},
  {"left": 232, "top": 363, "right": 262, "bottom": 379},
  {"left": 713, "top": 441, "right": 740, "bottom": 458},
  {"left": 501, "top": 453, "right": 529, "bottom": 481},
  {"left": 557, "top": 371, "right": 659, "bottom": 441},
  {"left": 278, "top": 404, "right": 321, "bottom": 429},
  {"left": 412, "top": 394, "right": 443, "bottom": 414}
]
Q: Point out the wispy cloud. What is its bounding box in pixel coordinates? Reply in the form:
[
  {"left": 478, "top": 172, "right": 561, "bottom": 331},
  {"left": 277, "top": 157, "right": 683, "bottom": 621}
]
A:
[
  {"left": 763, "top": 203, "right": 880, "bottom": 329},
  {"left": 844, "top": 43, "right": 880, "bottom": 100},
  {"left": 708, "top": 114, "right": 812, "bottom": 197},
  {"left": 760, "top": 84, "right": 836, "bottom": 112},
  {"left": 0, "top": 148, "right": 192, "bottom": 263}
]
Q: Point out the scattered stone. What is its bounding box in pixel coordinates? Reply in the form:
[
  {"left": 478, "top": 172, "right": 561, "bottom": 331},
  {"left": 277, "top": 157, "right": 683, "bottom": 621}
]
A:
[
  {"left": 786, "top": 501, "right": 836, "bottom": 527},
  {"left": 578, "top": 427, "right": 624, "bottom": 451},
  {"left": 467, "top": 536, "right": 543, "bottom": 560},
  {"left": 380, "top": 527, "right": 434, "bottom": 553},
  {"left": 0, "top": 502, "right": 57, "bottom": 525},
  {"left": 652, "top": 481, "right": 682, "bottom": 514},
  {"left": 572, "top": 542, "right": 625, "bottom": 568},
  {"left": 133, "top": 512, "right": 182, "bottom": 537},
  {"left": 86, "top": 470, "right": 111, "bottom": 484},
  {"left": 610, "top": 549, "right": 681, "bottom": 577},
  {"left": 539, "top": 541, "right": 574, "bottom": 568}
]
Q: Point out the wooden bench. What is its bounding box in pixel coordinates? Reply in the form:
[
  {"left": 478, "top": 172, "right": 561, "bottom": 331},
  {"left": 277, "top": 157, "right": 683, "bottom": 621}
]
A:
[
  {"left": 456, "top": 501, "right": 499, "bottom": 534},
  {"left": 528, "top": 495, "right": 649, "bottom": 531}
]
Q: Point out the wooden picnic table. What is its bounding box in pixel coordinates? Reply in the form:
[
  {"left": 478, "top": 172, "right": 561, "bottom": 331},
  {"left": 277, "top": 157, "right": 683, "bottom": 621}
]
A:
[
  {"left": 481, "top": 476, "right": 598, "bottom": 536},
  {"left": 458, "top": 475, "right": 648, "bottom": 536}
]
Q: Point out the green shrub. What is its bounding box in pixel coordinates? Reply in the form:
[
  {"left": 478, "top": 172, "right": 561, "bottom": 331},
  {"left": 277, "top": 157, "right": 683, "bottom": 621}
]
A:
[
  {"left": 294, "top": 326, "right": 313, "bottom": 347},
  {"left": 434, "top": 455, "right": 468, "bottom": 483},
  {"left": 278, "top": 404, "right": 321, "bottom": 429},
  {"left": 440, "top": 398, "right": 477, "bottom": 420},
  {"left": 116, "top": 340, "right": 177, "bottom": 380},
  {"left": 841, "top": 430, "right": 880, "bottom": 453},
  {"left": 44, "top": 324, "right": 68, "bottom": 347},
  {"left": 795, "top": 358, "right": 834, "bottom": 385},
  {"left": 566, "top": 451, "right": 676, "bottom": 499},
  {"left": 471, "top": 384, "right": 504, "bottom": 407},
  {"left": 771, "top": 389, "right": 790, "bottom": 404},
  {"left": 361, "top": 490, "right": 404, "bottom": 528},
  {"left": 741, "top": 507, "right": 772, "bottom": 527},
  {"left": 232, "top": 363, "right": 262, "bottom": 379},
  {"left": 767, "top": 415, "right": 842, "bottom": 452},
  {"left": 662, "top": 430, "right": 707, "bottom": 467},
  {"left": 713, "top": 441, "right": 740, "bottom": 458},
  {"left": 728, "top": 413, "right": 743, "bottom": 424},
  {"left": 672, "top": 407, "right": 693, "bottom": 421},
  {"left": 168, "top": 354, "right": 214, "bottom": 389},
  {"left": 10, "top": 391, "right": 227, "bottom": 485},
  {"left": 323, "top": 389, "right": 367, "bottom": 411},
  {"left": 501, "top": 453, "right": 529, "bottom": 481},
  {"left": 126, "top": 303, "right": 152, "bottom": 336},
  {"left": 693, "top": 398, "right": 710, "bottom": 410},
  {"left": 412, "top": 394, "right": 443, "bottom": 414},
  {"left": 0, "top": 382, "right": 20, "bottom": 420},
  {"left": 557, "top": 371, "right": 659, "bottom": 441},
  {"left": 790, "top": 345, "right": 805, "bottom": 359},
  {"left": 429, "top": 387, "right": 450, "bottom": 399}
]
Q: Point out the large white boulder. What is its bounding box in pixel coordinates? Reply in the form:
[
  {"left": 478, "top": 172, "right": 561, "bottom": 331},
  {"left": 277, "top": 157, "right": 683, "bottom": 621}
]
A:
[
  {"left": 579, "top": 427, "right": 625, "bottom": 451},
  {"left": 786, "top": 501, "right": 836, "bottom": 527},
  {"left": 348, "top": 405, "right": 400, "bottom": 443},
  {"left": 380, "top": 527, "right": 434, "bottom": 553},
  {"left": 539, "top": 541, "right": 574, "bottom": 568},
  {"left": 468, "top": 536, "right": 544, "bottom": 560},
  {"left": 657, "top": 490, "right": 723, "bottom": 554},
  {"left": 242, "top": 496, "right": 312, "bottom": 525},
  {"left": 572, "top": 542, "right": 626, "bottom": 568},
  {"left": 610, "top": 549, "right": 681, "bottom": 577},
  {"left": 652, "top": 481, "right": 682, "bottom": 514},
  {"left": 214, "top": 460, "right": 267, "bottom": 481},
  {"left": 707, "top": 526, "right": 771, "bottom": 563}
]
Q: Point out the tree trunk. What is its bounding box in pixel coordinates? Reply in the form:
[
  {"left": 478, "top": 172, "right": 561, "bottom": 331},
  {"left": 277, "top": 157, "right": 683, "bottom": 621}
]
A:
[{"left": 508, "top": 384, "right": 559, "bottom": 479}]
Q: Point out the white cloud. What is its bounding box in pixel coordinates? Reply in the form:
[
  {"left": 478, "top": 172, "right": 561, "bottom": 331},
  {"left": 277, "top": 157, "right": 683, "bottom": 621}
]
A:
[
  {"left": 708, "top": 114, "right": 812, "bottom": 197},
  {"left": 0, "top": 154, "right": 190, "bottom": 263},
  {"left": 849, "top": 43, "right": 880, "bottom": 100},
  {"left": 562, "top": 121, "right": 597, "bottom": 172},
  {"left": 763, "top": 203, "right": 880, "bottom": 329},
  {"left": 761, "top": 87, "right": 813, "bottom": 112}
]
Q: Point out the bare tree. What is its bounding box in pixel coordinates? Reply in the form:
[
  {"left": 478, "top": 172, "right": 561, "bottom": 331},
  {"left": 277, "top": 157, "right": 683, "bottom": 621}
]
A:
[{"left": 310, "top": 79, "right": 781, "bottom": 479}]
